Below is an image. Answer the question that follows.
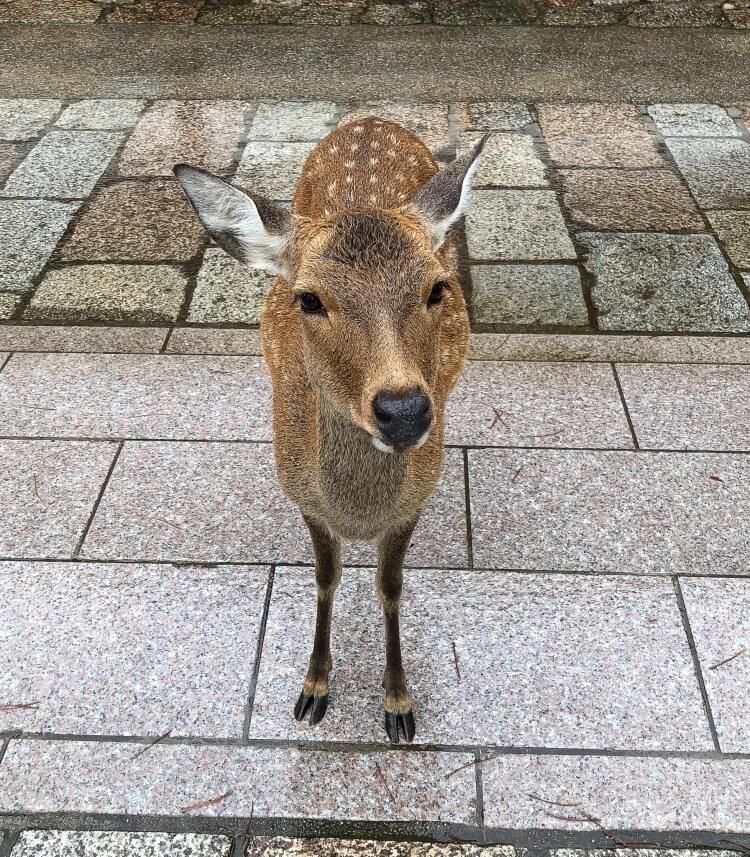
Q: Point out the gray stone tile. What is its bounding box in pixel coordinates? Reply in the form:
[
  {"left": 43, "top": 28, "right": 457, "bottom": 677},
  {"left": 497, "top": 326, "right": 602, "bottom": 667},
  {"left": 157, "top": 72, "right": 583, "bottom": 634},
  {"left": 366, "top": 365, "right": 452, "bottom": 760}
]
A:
[
  {"left": 234, "top": 140, "right": 316, "bottom": 200},
  {"left": 648, "top": 103, "right": 742, "bottom": 137},
  {"left": 707, "top": 210, "right": 750, "bottom": 268},
  {"left": 482, "top": 754, "right": 750, "bottom": 831},
  {"left": 166, "top": 328, "right": 262, "bottom": 355},
  {"left": 250, "top": 567, "right": 710, "bottom": 750},
  {"left": 55, "top": 99, "right": 147, "bottom": 130},
  {"left": 26, "top": 265, "right": 186, "bottom": 323},
  {"left": 0, "top": 294, "right": 19, "bottom": 319},
  {"left": 117, "top": 100, "right": 252, "bottom": 177},
  {"left": 188, "top": 248, "right": 273, "bottom": 324},
  {"left": 248, "top": 841, "right": 511, "bottom": 857},
  {"left": 362, "top": 2, "right": 431, "bottom": 23},
  {"left": 0, "top": 199, "right": 81, "bottom": 292},
  {"left": 666, "top": 138, "right": 750, "bottom": 208},
  {"left": 339, "top": 103, "right": 450, "bottom": 153},
  {"left": 0, "top": 99, "right": 61, "bottom": 140},
  {"left": 580, "top": 232, "right": 750, "bottom": 332},
  {"left": 0, "top": 440, "right": 117, "bottom": 559},
  {"left": 0, "top": 562, "right": 267, "bottom": 738},
  {"left": 681, "top": 577, "right": 750, "bottom": 753},
  {"left": 457, "top": 102, "right": 533, "bottom": 131},
  {"left": 470, "top": 264, "right": 588, "bottom": 326},
  {"left": 0, "top": 130, "right": 124, "bottom": 198},
  {"left": 0, "top": 0, "right": 99, "bottom": 22},
  {"left": 11, "top": 831, "right": 232, "bottom": 857},
  {"left": 0, "top": 740, "right": 476, "bottom": 822},
  {"left": 0, "top": 353, "right": 272, "bottom": 440},
  {"left": 445, "top": 361, "right": 632, "bottom": 448},
  {"left": 617, "top": 363, "right": 750, "bottom": 451},
  {"left": 0, "top": 325, "right": 167, "bottom": 353},
  {"left": 469, "top": 449, "right": 750, "bottom": 574},
  {"left": 82, "top": 442, "right": 467, "bottom": 568},
  {"left": 466, "top": 190, "right": 576, "bottom": 261},
  {"left": 249, "top": 101, "right": 338, "bottom": 141},
  {"left": 0, "top": 142, "right": 31, "bottom": 182},
  {"left": 457, "top": 132, "right": 547, "bottom": 187}
]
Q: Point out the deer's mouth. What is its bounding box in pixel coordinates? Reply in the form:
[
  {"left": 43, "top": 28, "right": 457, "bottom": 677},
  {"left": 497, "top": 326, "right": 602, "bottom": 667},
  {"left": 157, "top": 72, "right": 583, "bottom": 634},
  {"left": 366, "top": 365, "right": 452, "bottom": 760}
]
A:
[{"left": 371, "top": 428, "right": 431, "bottom": 455}]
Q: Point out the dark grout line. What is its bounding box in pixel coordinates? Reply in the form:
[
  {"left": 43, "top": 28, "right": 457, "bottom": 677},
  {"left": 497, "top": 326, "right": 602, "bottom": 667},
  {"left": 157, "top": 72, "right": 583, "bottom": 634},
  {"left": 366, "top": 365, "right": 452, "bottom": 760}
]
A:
[
  {"left": 462, "top": 448, "right": 474, "bottom": 570},
  {"left": 610, "top": 362, "right": 640, "bottom": 449},
  {"left": 0, "top": 352, "right": 12, "bottom": 375},
  {"left": 473, "top": 747, "right": 486, "bottom": 838},
  {"left": 242, "top": 565, "right": 276, "bottom": 743},
  {"left": 159, "top": 327, "right": 174, "bottom": 353},
  {"left": 0, "top": 831, "right": 18, "bottom": 857},
  {"left": 673, "top": 576, "right": 722, "bottom": 754},
  {"left": 71, "top": 440, "right": 123, "bottom": 559}
]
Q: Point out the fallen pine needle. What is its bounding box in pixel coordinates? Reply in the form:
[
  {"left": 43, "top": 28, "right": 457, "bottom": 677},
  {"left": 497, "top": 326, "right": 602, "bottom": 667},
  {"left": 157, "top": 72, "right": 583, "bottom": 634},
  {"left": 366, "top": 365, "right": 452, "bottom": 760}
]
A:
[
  {"left": 374, "top": 762, "right": 397, "bottom": 805},
  {"left": 446, "top": 752, "right": 501, "bottom": 778},
  {"left": 180, "top": 790, "right": 233, "bottom": 814},
  {"left": 451, "top": 640, "right": 462, "bottom": 683},
  {"left": 709, "top": 648, "right": 746, "bottom": 670},
  {"left": 527, "top": 792, "right": 581, "bottom": 807},
  {"left": 32, "top": 473, "right": 46, "bottom": 506},
  {"left": 511, "top": 467, "right": 523, "bottom": 483},
  {"left": 132, "top": 728, "right": 172, "bottom": 759},
  {"left": 709, "top": 475, "right": 725, "bottom": 484},
  {"left": 0, "top": 701, "right": 40, "bottom": 712}
]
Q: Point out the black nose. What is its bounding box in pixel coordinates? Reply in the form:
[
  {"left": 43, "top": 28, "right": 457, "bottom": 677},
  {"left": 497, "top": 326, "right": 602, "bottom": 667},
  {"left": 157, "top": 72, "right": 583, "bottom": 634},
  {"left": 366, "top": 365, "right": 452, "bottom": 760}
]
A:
[{"left": 372, "top": 388, "right": 433, "bottom": 447}]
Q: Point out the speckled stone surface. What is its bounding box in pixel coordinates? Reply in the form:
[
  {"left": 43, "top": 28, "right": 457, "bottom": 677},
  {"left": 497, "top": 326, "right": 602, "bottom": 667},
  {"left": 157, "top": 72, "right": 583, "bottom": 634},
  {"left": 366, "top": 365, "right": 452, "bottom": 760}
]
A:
[
  {"left": 0, "top": 99, "right": 61, "bottom": 140},
  {"left": 580, "top": 232, "right": 750, "bottom": 332},
  {"left": 0, "top": 293, "right": 19, "bottom": 319},
  {"left": 0, "top": 142, "right": 29, "bottom": 181},
  {"left": 0, "top": 740, "right": 477, "bottom": 822},
  {"left": 0, "top": 0, "right": 99, "bottom": 22},
  {"left": 249, "top": 101, "right": 338, "bottom": 141},
  {"left": 616, "top": 363, "right": 750, "bottom": 451},
  {"left": 82, "top": 441, "right": 467, "bottom": 567},
  {"left": 458, "top": 101, "right": 533, "bottom": 131},
  {"left": 666, "top": 138, "right": 750, "bottom": 208},
  {"left": 0, "top": 325, "right": 168, "bottom": 353},
  {"left": 470, "top": 264, "right": 588, "bottom": 326},
  {"left": 248, "top": 841, "right": 512, "bottom": 857},
  {"left": 197, "top": 0, "right": 364, "bottom": 25},
  {"left": 234, "top": 140, "right": 317, "bottom": 200},
  {"left": 166, "top": 328, "right": 263, "bottom": 355},
  {"left": 60, "top": 180, "right": 206, "bottom": 262},
  {"left": 0, "top": 562, "right": 268, "bottom": 738},
  {"left": 0, "top": 130, "right": 123, "bottom": 198},
  {"left": 681, "top": 577, "right": 750, "bottom": 753},
  {"left": 707, "top": 210, "right": 750, "bottom": 268},
  {"left": 648, "top": 103, "right": 742, "bottom": 137},
  {"left": 0, "top": 353, "right": 272, "bottom": 440},
  {"left": 444, "top": 361, "right": 632, "bottom": 447},
  {"left": 0, "top": 439, "right": 116, "bottom": 558},
  {"left": 338, "top": 103, "right": 450, "bottom": 152},
  {"left": 465, "top": 190, "right": 576, "bottom": 261},
  {"left": 26, "top": 265, "right": 187, "bottom": 323},
  {"left": 457, "top": 132, "right": 547, "bottom": 187},
  {"left": 536, "top": 103, "right": 664, "bottom": 167},
  {"left": 468, "top": 449, "right": 750, "bottom": 574},
  {"left": 55, "top": 99, "right": 147, "bottom": 130},
  {"left": 0, "top": 199, "right": 80, "bottom": 292},
  {"left": 11, "top": 831, "right": 232, "bottom": 857},
  {"left": 559, "top": 169, "right": 703, "bottom": 230},
  {"left": 104, "top": 0, "right": 204, "bottom": 22},
  {"left": 116, "top": 101, "right": 252, "bottom": 177},
  {"left": 250, "top": 567, "right": 709, "bottom": 749},
  {"left": 188, "top": 248, "right": 273, "bottom": 324},
  {"left": 482, "top": 754, "right": 750, "bottom": 831}
]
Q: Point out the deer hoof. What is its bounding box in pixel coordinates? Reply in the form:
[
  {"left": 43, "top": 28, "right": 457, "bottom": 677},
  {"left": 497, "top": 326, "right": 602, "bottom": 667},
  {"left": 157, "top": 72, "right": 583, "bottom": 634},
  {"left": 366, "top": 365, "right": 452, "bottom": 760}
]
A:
[
  {"left": 294, "top": 691, "right": 329, "bottom": 725},
  {"left": 384, "top": 709, "right": 415, "bottom": 744}
]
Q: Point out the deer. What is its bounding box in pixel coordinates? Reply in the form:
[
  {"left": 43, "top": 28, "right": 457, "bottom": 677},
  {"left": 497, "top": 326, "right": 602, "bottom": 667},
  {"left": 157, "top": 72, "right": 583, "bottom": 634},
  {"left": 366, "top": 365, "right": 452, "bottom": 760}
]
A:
[{"left": 175, "top": 118, "right": 486, "bottom": 744}]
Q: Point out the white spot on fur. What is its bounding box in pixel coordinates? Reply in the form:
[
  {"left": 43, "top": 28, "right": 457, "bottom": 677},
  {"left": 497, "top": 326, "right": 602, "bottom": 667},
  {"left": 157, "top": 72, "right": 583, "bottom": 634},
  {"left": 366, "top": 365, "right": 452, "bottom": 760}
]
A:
[
  {"left": 345, "top": 174, "right": 352, "bottom": 184},
  {"left": 369, "top": 157, "right": 379, "bottom": 167},
  {"left": 344, "top": 160, "right": 355, "bottom": 169},
  {"left": 369, "top": 174, "right": 377, "bottom": 184},
  {"left": 372, "top": 437, "right": 394, "bottom": 454},
  {"left": 350, "top": 142, "right": 359, "bottom": 152},
  {"left": 353, "top": 125, "right": 364, "bottom": 134},
  {"left": 414, "top": 430, "right": 431, "bottom": 449}
]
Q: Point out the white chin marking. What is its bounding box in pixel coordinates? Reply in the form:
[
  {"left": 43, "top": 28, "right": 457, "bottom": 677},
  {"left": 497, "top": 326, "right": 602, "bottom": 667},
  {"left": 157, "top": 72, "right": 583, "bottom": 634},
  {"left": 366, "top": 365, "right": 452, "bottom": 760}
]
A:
[
  {"left": 372, "top": 437, "right": 394, "bottom": 454},
  {"left": 414, "top": 430, "right": 431, "bottom": 449}
]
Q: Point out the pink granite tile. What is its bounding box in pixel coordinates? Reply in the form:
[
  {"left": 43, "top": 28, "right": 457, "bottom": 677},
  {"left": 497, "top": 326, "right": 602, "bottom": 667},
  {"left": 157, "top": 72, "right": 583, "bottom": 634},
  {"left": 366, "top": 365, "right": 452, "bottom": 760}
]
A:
[{"left": 0, "top": 325, "right": 167, "bottom": 353}]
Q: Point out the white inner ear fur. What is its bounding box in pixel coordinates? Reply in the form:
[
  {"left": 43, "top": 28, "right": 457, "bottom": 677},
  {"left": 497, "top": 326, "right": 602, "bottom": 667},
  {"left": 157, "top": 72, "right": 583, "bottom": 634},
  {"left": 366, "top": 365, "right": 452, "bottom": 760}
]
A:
[{"left": 428, "top": 155, "right": 482, "bottom": 250}]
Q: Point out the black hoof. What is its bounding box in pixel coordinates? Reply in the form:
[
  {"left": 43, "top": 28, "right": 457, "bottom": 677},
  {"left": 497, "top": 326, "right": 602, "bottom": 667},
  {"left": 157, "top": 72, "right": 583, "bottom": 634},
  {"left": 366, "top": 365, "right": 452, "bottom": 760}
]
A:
[
  {"left": 384, "top": 709, "right": 415, "bottom": 744},
  {"left": 294, "top": 691, "right": 329, "bottom": 725}
]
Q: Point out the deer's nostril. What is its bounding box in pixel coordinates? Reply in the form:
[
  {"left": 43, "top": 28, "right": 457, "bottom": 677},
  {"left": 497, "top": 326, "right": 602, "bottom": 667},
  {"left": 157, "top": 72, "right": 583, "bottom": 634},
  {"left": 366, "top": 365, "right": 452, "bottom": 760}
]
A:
[{"left": 372, "top": 389, "right": 432, "bottom": 447}]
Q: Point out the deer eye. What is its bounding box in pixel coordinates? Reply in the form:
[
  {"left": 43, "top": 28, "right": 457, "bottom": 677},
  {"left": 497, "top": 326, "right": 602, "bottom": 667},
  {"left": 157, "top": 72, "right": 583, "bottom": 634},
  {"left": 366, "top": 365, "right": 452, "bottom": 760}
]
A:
[
  {"left": 428, "top": 281, "right": 449, "bottom": 307},
  {"left": 298, "top": 292, "right": 324, "bottom": 314}
]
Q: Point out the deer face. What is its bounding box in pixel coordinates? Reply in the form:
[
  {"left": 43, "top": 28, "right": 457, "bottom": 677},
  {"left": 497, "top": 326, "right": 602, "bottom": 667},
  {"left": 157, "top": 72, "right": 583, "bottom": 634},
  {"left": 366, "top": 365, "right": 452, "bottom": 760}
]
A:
[{"left": 175, "top": 137, "right": 483, "bottom": 452}]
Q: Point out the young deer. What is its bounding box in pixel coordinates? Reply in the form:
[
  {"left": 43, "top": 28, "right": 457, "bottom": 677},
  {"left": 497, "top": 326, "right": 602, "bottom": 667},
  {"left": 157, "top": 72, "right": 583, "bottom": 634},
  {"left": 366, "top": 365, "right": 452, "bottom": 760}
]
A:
[{"left": 175, "top": 118, "right": 485, "bottom": 743}]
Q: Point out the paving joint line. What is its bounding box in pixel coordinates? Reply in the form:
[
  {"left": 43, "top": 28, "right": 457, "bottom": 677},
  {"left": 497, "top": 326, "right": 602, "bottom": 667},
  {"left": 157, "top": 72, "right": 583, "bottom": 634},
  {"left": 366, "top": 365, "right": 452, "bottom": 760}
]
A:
[
  {"left": 241, "top": 564, "right": 276, "bottom": 743},
  {"left": 610, "top": 361, "right": 640, "bottom": 449},
  {"left": 461, "top": 448, "right": 474, "bottom": 570},
  {"left": 71, "top": 439, "right": 123, "bottom": 559},
  {"left": 474, "top": 747, "right": 486, "bottom": 839},
  {"left": 0, "top": 353, "right": 12, "bottom": 375}
]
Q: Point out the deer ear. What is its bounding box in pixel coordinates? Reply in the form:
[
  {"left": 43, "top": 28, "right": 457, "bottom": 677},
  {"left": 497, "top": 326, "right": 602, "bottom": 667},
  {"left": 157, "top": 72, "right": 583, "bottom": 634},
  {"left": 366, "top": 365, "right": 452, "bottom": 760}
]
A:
[
  {"left": 410, "top": 134, "right": 489, "bottom": 250},
  {"left": 174, "top": 164, "right": 292, "bottom": 278}
]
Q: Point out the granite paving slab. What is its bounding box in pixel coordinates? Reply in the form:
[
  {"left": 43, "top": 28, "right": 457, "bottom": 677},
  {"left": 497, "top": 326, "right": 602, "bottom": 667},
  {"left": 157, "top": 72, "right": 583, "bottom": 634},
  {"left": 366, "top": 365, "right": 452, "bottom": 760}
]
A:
[
  {"left": 165, "top": 327, "right": 263, "bottom": 355},
  {"left": 616, "top": 363, "right": 750, "bottom": 451},
  {"left": 188, "top": 248, "right": 273, "bottom": 324},
  {"left": 234, "top": 141, "right": 318, "bottom": 200},
  {"left": 250, "top": 567, "right": 710, "bottom": 750},
  {"left": 338, "top": 103, "right": 450, "bottom": 153},
  {"left": 707, "top": 210, "right": 750, "bottom": 268},
  {"left": 116, "top": 101, "right": 252, "bottom": 177},
  {"left": 0, "top": 325, "right": 168, "bottom": 353},
  {"left": 680, "top": 577, "right": 750, "bottom": 753},
  {"left": 249, "top": 100, "right": 338, "bottom": 141},
  {"left": 0, "top": 439, "right": 117, "bottom": 559},
  {"left": 0, "top": 99, "right": 61, "bottom": 140},
  {"left": 468, "top": 449, "right": 750, "bottom": 574},
  {"left": 580, "top": 232, "right": 750, "bottom": 332},
  {"left": 465, "top": 190, "right": 576, "bottom": 261},
  {"left": 0, "top": 294, "right": 19, "bottom": 319},
  {"left": 0, "top": 353, "right": 272, "bottom": 440},
  {"left": 55, "top": 99, "right": 147, "bottom": 130},
  {"left": 469, "top": 265, "right": 589, "bottom": 327},
  {"left": 457, "top": 132, "right": 548, "bottom": 187},
  {"left": 0, "top": 199, "right": 81, "bottom": 292},
  {"left": 0, "top": 562, "right": 268, "bottom": 738},
  {"left": 0, "top": 142, "right": 30, "bottom": 182},
  {"left": 81, "top": 442, "right": 467, "bottom": 567},
  {"left": 444, "top": 361, "right": 632, "bottom": 448},
  {"left": 0, "top": 130, "right": 124, "bottom": 198},
  {"left": 482, "top": 754, "right": 750, "bottom": 831},
  {"left": 666, "top": 138, "right": 750, "bottom": 208},
  {"left": 10, "top": 831, "right": 233, "bottom": 857},
  {"left": 0, "top": 740, "right": 477, "bottom": 823},
  {"left": 104, "top": 0, "right": 204, "bottom": 23},
  {"left": 0, "top": 0, "right": 99, "bottom": 22},
  {"left": 647, "top": 103, "right": 742, "bottom": 138},
  {"left": 247, "top": 841, "right": 512, "bottom": 857},
  {"left": 457, "top": 101, "right": 533, "bottom": 131}
]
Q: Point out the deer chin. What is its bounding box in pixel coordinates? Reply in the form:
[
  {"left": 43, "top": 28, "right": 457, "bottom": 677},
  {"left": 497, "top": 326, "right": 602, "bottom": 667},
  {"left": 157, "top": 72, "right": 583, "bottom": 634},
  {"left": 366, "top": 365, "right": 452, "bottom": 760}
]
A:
[{"left": 371, "top": 428, "right": 431, "bottom": 455}]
